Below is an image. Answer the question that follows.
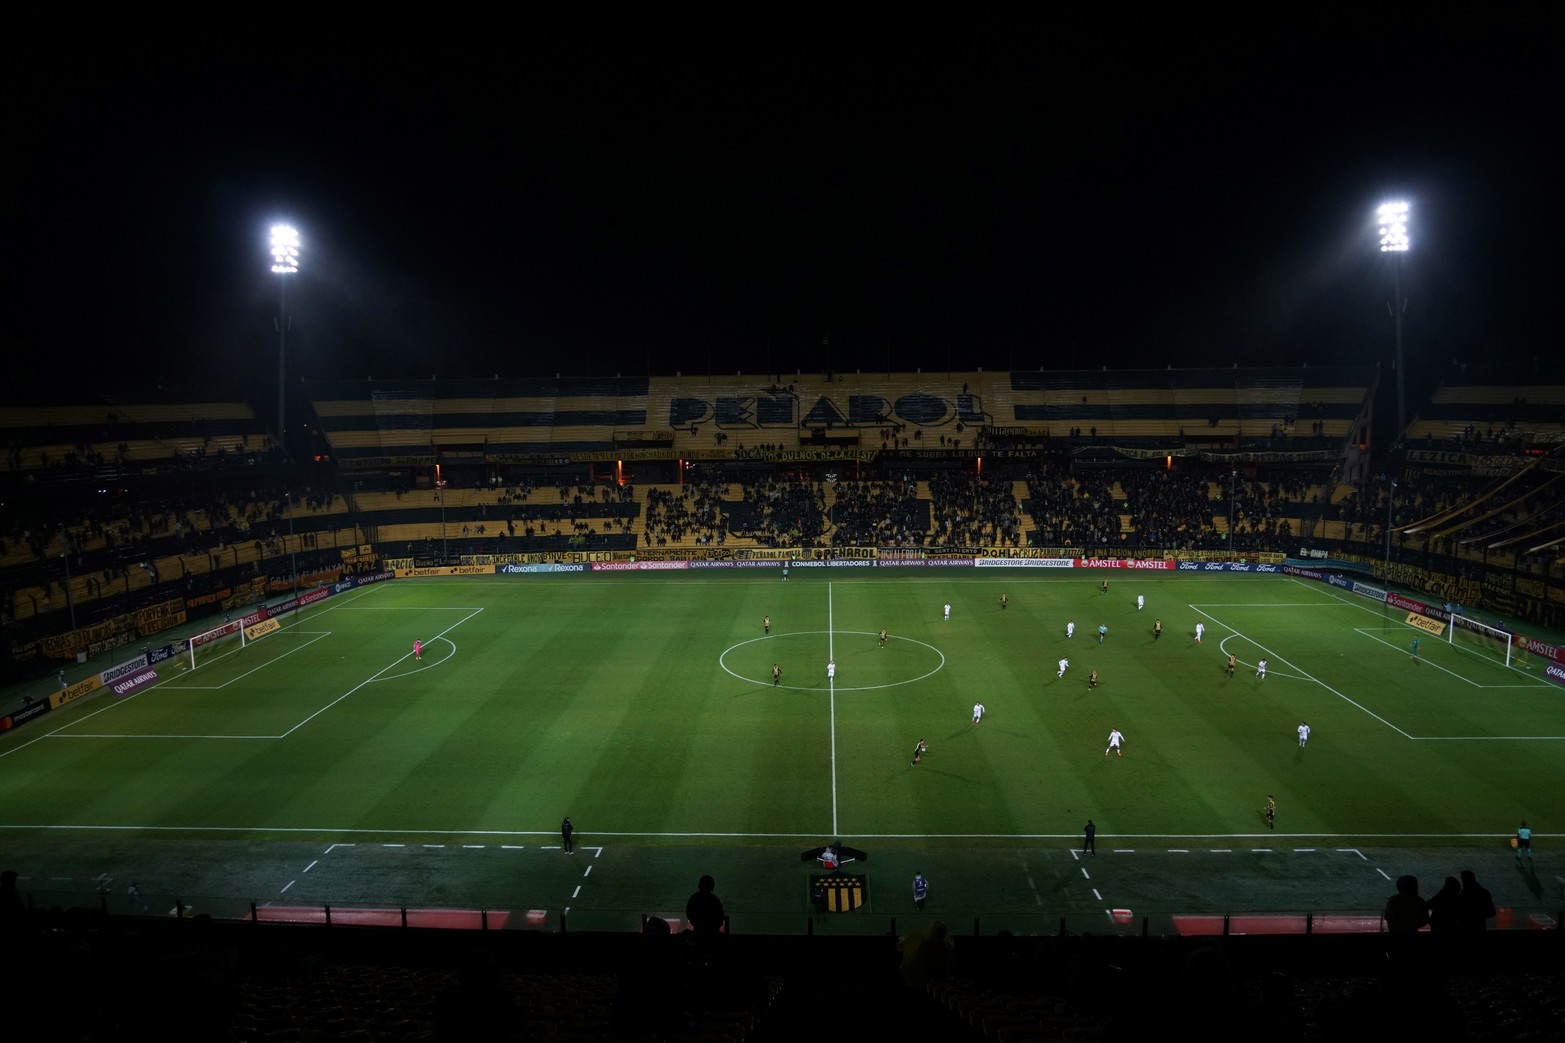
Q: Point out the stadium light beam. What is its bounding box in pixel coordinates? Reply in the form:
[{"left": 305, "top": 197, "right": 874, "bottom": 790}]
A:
[
  {"left": 1377, "top": 202, "right": 1410, "bottom": 437},
  {"left": 270, "top": 224, "right": 301, "bottom": 453}
]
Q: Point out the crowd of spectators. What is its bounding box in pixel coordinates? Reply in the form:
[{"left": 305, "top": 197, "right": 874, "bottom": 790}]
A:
[
  {"left": 927, "top": 473, "right": 1021, "bottom": 547},
  {"left": 1022, "top": 470, "right": 1118, "bottom": 549},
  {"left": 826, "top": 479, "right": 926, "bottom": 547},
  {"left": 643, "top": 483, "right": 726, "bottom": 546}
]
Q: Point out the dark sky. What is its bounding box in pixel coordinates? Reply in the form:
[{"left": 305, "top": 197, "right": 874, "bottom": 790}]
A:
[{"left": 7, "top": 25, "right": 1561, "bottom": 396}]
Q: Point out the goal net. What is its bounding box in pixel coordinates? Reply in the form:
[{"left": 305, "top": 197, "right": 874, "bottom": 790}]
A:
[
  {"left": 1448, "top": 613, "right": 1515, "bottom": 669},
  {"left": 181, "top": 618, "right": 251, "bottom": 672}
]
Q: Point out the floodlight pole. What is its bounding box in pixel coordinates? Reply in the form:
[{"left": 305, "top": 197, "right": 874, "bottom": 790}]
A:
[
  {"left": 1228, "top": 470, "right": 1237, "bottom": 554},
  {"left": 1390, "top": 256, "right": 1407, "bottom": 437},
  {"left": 1377, "top": 203, "right": 1410, "bottom": 438},
  {"left": 270, "top": 225, "right": 300, "bottom": 455},
  {"left": 1385, "top": 481, "right": 1396, "bottom": 572},
  {"left": 62, "top": 545, "right": 78, "bottom": 635},
  {"left": 437, "top": 465, "right": 448, "bottom": 563},
  {"left": 287, "top": 492, "right": 298, "bottom": 596}
]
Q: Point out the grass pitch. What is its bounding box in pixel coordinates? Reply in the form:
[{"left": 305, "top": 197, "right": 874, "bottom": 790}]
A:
[{"left": 2, "top": 570, "right": 1559, "bottom": 933}]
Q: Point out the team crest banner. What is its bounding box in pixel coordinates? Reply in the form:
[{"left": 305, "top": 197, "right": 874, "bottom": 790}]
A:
[{"left": 811, "top": 872, "right": 868, "bottom": 913}]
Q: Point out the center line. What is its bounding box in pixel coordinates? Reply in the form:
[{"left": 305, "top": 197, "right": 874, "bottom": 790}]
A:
[{"left": 829, "top": 581, "right": 839, "bottom": 836}]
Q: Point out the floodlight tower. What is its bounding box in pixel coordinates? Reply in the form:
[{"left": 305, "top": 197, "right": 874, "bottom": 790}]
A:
[
  {"left": 270, "top": 224, "right": 301, "bottom": 453},
  {"left": 1377, "top": 202, "right": 1410, "bottom": 438}
]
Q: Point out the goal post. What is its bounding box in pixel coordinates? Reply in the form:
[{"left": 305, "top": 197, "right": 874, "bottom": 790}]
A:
[
  {"left": 1448, "top": 613, "right": 1514, "bottom": 669},
  {"left": 184, "top": 618, "right": 248, "bottom": 671}
]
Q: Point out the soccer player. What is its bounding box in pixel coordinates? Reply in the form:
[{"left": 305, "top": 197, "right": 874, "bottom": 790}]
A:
[
  {"left": 911, "top": 739, "right": 927, "bottom": 766},
  {"left": 773, "top": 663, "right": 782, "bottom": 686},
  {"left": 1255, "top": 658, "right": 1268, "bottom": 682},
  {"left": 1105, "top": 728, "right": 1124, "bottom": 757},
  {"left": 1098, "top": 624, "right": 1108, "bottom": 644},
  {"left": 413, "top": 639, "right": 422, "bottom": 661},
  {"left": 827, "top": 658, "right": 836, "bottom": 681},
  {"left": 1411, "top": 637, "right": 1420, "bottom": 660},
  {"left": 1226, "top": 654, "right": 1236, "bottom": 677},
  {"left": 1154, "top": 618, "right": 1163, "bottom": 640},
  {"left": 972, "top": 702, "right": 985, "bottom": 724},
  {"left": 1297, "top": 721, "right": 1310, "bottom": 747},
  {"left": 1000, "top": 593, "right": 1008, "bottom": 610},
  {"left": 1058, "top": 657, "right": 1069, "bottom": 678},
  {"left": 879, "top": 627, "right": 888, "bottom": 648},
  {"left": 1264, "top": 795, "right": 1276, "bottom": 830},
  {"left": 1101, "top": 579, "right": 1109, "bottom": 595},
  {"left": 1066, "top": 620, "right": 1076, "bottom": 639},
  {"left": 1137, "top": 594, "right": 1145, "bottom": 611},
  {"left": 782, "top": 562, "right": 790, "bottom": 582},
  {"left": 764, "top": 615, "right": 771, "bottom": 635},
  {"left": 1516, "top": 821, "right": 1532, "bottom": 860},
  {"left": 913, "top": 872, "right": 929, "bottom": 909},
  {"left": 1088, "top": 669, "right": 1099, "bottom": 689},
  {"left": 1194, "top": 622, "right": 1205, "bottom": 643},
  {"left": 943, "top": 603, "right": 951, "bottom": 621}
]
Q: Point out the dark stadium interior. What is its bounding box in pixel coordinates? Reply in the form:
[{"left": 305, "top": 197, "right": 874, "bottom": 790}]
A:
[{"left": 5, "top": 24, "right": 1563, "bottom": 1043}]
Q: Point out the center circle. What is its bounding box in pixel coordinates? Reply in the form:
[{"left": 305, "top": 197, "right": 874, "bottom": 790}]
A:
[{"left": 719, "top": 630, "right": 946, "bottom": 692}]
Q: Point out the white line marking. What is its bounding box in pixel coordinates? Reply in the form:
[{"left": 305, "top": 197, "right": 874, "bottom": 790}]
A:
[
  {"left": 1080, "top": 867, "right": 1090, "bottom": 879},
  {"left": 282, "top": 610, "right": 482, "bottom": 737},
  {"left": 571, "top": 885, "right": 581, "bottom": 898},
  {"left": 280, "top": 880, "right": 295, "bottom": 893},
  {"left": 462, "top": 845, "right": 485, "bottom": 849},
  {"left": 1092, "top": 888, "right": 1102, "bottom": 901},
  {"left": 583, "top": 865, "right": 593, "bottom": 877},
  {"left": 1168, "top": 849, "right": 1189, "bottom": 853},
  {"left": 501, "top": 845, "right": 525, "bottom": 850},
  {"left": 303, "top": 860, "right": 318, "bottom": 873},
  {"left": 1194, "top": 606, "right": 1415, "bottom": 738},
  {"left": 0, "top": 824, "right": 1530, "bottom": 842},
  {"left": 829, "top": 582, "right": 839, "bottom": 836},
  {"left": 1376, "top": 868, "right": 1391, "bottom": 881},
  {"left": 587, "top": 846, "right": 604, "bottom": 858}
]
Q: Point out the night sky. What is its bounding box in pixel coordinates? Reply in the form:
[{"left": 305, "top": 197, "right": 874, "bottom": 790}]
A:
[{"left": 7, "top": 25, "right": 1561, "bottom": 398}]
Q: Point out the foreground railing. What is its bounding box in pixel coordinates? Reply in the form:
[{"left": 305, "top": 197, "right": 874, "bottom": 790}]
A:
[{"left": 16, "top": 887, "right": 1560, "bottom": 938}]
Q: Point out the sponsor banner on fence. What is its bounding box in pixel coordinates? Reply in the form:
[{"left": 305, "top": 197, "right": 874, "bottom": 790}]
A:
[
  {"left": 245, "top": 618, "right": 282, "bottom": 641},
  {"left": 1074, "top": 559, "right": 1175, "bottom": 570},
  {"left": 1352, "top": 582, "right": 1388, "bottom": 603},
  {"left": 590, "top": 561, "right": 691, "bottom": 572},
  {"left": 191, "top": 621, "right": 242, "bottom": 649},
  {"left": 1283, "top": 565, "right": 1325, "bottom": 581},
  {"left": 496, "top": 563, "right": 589, "bottom": 574},
  {"left": 101, "top": 654, "right": 150, "bottom": 685},
  {"left": 1406, "top": 612, "right": 1447, "bottom": 636},
  {"left": 1545, "top": 663, "right": 1565, "bottom": 688},
  {"left": 147, "top": 644, "right": 176, "bottom": 665},
  {"left": 53, "top": 676, "right": 103, "bottom": 709},
  {"left": 876, "top": 558, "right": 975, "bottom": 568},
  {"left": 3, "top": 699, "right": 54, "bottom": 731},
  {"left": 355, "top": 571, "right": 395, "bottom": 586},
  {"left": 975, "top": 558, "right": 1074, "bottom": 568},
  {"left": 111, "top": 668, "right": 158, "bottom": 698},
  {"left": 1328, "top": 574, "right": 1352, "bottom": 589},
  {"left": 687, "top": 560, "right": 785, "bottom": 570},
  {"left": 1517, "top": 635, "right": 1563, "bottom": 664},
  {"left": 395, "top": 565, "right": 493, "bottom": 578},
  {"left": 1175, "top": 561, "right": 1284, "bottom": 573},
  {"left": 1387, "top": 592, "right": 1429, "bottom": 614},
  {"left": 297, "top": 587, "right": 332, "bottom": 608}
]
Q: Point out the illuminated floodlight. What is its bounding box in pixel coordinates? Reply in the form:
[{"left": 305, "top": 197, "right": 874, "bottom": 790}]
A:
[
  {"left": 270, "top": 224, "right": 301, "bottom": 273},
  {"left": 1377, "top": 202, "right": 1409, "bottom": 252}
]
